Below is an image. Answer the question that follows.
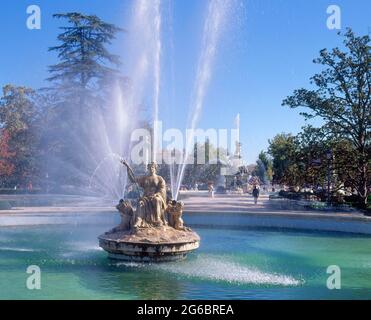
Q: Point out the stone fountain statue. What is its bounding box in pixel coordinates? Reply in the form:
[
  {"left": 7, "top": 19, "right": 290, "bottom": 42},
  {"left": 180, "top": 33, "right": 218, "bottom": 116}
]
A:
[
  {"left": 98, "top": 161, "right": 200, "bottom": 262},
  {"left": 123, "top": 161, "right": 168, "bottom": 228}
]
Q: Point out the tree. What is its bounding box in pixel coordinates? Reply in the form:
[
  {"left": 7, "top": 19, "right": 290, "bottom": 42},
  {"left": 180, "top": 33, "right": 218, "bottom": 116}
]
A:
[
  {"left": 283, "top": 29, "right": 370, "bottom": 207},
  {"left": 253, "top": 151, "right": 273, "bottom": 184},
  {"left": 0, "top": 129, "right": 15, "bottom": 181},
  {"left": 0, "top": 85, "right": 40, "bottom": 186},
  {"left": 178, "top": 141, "right": 228, "bottom": 187},
  {"left": 290, "top": 126, "right": 328, "bottom": 190},
  {"left": 268, "top": 133, "right": 300, "bottom": 186},
  {"left": 48, "top": 12, "right": 122, "bottom": 116},
  {"left": 45, "top": 13, "right": 123, "bottom": 185}
]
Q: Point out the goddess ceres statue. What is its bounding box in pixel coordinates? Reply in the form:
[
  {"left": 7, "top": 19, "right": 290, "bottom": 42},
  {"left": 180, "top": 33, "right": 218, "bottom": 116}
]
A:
[{"left": 121, "top": 160, "right": 167, "bottom": 228}]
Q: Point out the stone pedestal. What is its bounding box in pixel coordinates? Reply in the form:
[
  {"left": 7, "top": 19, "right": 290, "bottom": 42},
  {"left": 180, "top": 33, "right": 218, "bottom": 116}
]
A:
[{"left": 99, "top": 226, "right": 200, "bottom": 262}]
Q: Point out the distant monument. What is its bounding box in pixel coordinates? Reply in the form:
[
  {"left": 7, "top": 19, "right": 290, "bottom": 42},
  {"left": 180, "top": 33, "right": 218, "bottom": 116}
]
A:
[
  {"left": 219, "top": 114, "right": 245, "bottom": 187},
  {"left": 99, "top": 161, "right": 200, "bottom": 262}
]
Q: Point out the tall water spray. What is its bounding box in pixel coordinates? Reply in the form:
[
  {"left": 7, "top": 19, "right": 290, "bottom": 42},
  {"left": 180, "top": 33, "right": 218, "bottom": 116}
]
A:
[
  {"left": 89, "top": 0, "right": 162, "bottom": 198},
  {"left": 128, "top": 0, "right": 162, "bottom": 164},
  {"left": 173, "top": 0, "right": 233, "bottom": 200},
  {"left": 90, "top": 0, "right": 234, "bottom": 200},
  {"left": 152, "top": 0, "right": 162, "bottom": 163}
]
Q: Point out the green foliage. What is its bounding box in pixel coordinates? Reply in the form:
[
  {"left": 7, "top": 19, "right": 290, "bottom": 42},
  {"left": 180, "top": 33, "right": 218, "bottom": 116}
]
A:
[
  {"left": 47, "top": 12, "right": 123, "bottom": 123},
  {"left": 48, "top": 12, "right": 122, "bottom": 91},
  {"left": 0, "top": 85, "right": 41, "bottom": 186},
  {"left": 44, "top": 12, "right": 123, "bottom": 185},
  {"left": 0, "top": 85, "right": 37, "bottom": 132},
  {"left": 268, "top": 133, "right": 298, "bottom": 185},
  {"left": 0, "top": 129, "right": 15, "bottom": 178},
  {"left": 253, "top": 151, "right": 273, "bottom": 184},
  {"left": 177, "top": 141, "right": 228, "bottom": 187},
  {"left": 0, "top": 12, "right": 131, "bottom": 190},
  {"left": 282, "top": 29, "right": 370, "bottom": 207}
]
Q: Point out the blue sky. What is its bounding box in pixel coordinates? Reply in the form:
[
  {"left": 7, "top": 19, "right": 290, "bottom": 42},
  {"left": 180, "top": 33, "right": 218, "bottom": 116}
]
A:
[{"left": 0, "top": 0, "right": 370, "bottom": 163}]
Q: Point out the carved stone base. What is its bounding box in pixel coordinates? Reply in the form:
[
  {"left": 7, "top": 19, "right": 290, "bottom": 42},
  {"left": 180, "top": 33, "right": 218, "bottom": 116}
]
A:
[{"left": 98, "top": 226, "right": 200, "bottom": 262}]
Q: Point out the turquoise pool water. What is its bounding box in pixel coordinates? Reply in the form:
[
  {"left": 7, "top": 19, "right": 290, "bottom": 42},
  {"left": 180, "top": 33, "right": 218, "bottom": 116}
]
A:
[{"left": 0, "top": 215, "right": 370, "bottom": 299}]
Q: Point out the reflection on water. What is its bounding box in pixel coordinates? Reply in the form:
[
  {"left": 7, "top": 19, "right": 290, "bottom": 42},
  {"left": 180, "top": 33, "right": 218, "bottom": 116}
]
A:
[{"left": 0, "top": 218, "right": 370, "bottom": 299}]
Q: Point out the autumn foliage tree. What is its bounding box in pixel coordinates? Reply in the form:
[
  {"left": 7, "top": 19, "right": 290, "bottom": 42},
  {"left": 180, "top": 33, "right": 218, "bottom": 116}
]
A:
[
  {"left": 0, "top": 129, "right": 15, "bottom": 180},
  {"left": 0, "top": 85, "right": 40, "bottom": 186}
]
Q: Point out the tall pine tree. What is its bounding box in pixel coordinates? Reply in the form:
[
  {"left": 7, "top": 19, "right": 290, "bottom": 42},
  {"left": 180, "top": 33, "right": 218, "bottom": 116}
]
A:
[
  {"left": 48, "top": 12, "right": 122, "bottom": 120},
  {"left": 45, "top": 13, "right": 123, "bottom": 186}
]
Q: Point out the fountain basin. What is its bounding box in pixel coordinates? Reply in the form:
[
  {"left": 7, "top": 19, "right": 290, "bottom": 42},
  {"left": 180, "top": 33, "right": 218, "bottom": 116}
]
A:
[{"left": 99, "top": 226, "right": 200, "bottom": 262}]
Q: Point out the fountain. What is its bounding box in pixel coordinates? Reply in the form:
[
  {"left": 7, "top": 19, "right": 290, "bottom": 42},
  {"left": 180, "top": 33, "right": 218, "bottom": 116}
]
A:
[
  {"left": 99, "top": 160, "right": 200, "bottom": 262},
  {"left": 96, "top": 0, "right": 233, "bottom": 261}
]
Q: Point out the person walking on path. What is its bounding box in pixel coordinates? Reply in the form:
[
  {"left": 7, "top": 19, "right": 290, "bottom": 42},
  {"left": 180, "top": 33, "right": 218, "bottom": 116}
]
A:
[
  {"left": 208, "top": 183, "right": 215, "bottom": 198},
  {"left": 252, "top": 185, "right": 260, "bottom": 205}
]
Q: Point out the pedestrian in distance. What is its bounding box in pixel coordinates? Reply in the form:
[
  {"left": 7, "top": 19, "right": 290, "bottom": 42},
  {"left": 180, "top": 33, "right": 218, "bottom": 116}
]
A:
[{"left": 252, "top": 185, "right": 260, "bottom": 205}]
